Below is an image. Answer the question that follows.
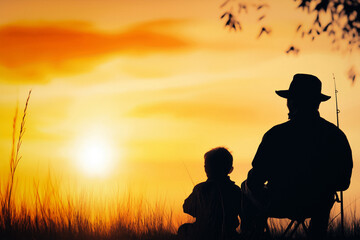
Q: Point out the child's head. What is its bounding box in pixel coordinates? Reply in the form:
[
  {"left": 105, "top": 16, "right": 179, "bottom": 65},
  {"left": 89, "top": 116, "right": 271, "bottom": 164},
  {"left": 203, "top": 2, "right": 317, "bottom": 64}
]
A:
[{"left": 204, "top": 147, "right": 233, "bottom": 179}]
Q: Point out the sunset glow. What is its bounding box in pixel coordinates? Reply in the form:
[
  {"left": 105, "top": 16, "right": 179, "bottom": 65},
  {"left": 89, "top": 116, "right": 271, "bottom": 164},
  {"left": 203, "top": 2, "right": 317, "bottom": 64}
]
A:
[{"left": 0, "top": 0, "right": 359, "bottom": 229}]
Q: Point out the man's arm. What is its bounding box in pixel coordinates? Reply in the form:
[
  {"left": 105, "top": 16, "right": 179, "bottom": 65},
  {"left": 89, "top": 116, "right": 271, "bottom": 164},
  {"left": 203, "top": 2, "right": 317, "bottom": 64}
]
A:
[
  {"left": 247, "top": 131, "right": 273, "bottom": 195},
  {"left": 334, "top": 130, "right": 353, "bottom": 191}
]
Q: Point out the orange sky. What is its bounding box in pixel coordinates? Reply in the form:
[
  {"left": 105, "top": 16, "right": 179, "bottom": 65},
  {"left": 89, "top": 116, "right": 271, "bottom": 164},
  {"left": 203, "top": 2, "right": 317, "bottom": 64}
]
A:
[{"left": 0, "top": 0, "right": 359, "bottom": 219}]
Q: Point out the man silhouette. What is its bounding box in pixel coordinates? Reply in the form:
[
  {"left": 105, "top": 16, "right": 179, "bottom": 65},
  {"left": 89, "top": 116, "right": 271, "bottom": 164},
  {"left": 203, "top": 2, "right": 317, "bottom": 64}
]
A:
[{"left": 240, "top": 74, "right": 353, "bottom": 239}]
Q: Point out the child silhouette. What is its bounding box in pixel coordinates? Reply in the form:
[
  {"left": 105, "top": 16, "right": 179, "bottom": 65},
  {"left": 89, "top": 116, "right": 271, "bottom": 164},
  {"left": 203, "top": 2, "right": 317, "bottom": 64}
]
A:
[{"left": 178, "top": 147, "right": 241, "bottom": 240}]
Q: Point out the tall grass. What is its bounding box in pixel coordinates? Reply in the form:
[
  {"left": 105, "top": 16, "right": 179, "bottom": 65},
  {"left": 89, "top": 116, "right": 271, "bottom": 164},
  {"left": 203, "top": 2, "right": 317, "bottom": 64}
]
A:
[{"left": 0, "top": 180, "right": 177, "bottom": 239}]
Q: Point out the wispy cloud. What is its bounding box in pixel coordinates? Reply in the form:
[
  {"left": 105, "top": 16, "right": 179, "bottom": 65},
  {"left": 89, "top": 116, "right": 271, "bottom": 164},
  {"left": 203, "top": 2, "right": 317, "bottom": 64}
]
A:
[
  {"left": 0, "top": 20, "right": 189, "bottom": 83},
  {"left": 127, "top": 100, "right": 257, "bottom": 123}
]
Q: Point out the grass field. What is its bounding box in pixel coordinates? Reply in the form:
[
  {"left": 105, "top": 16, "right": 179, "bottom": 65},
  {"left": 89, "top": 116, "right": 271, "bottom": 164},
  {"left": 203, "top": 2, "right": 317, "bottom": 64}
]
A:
[
  {"left": 1, "top": 183, "right": 360, "bottom": 240},
  {"left": 0, "top": 184, "right": 177, "bottom": 240}
]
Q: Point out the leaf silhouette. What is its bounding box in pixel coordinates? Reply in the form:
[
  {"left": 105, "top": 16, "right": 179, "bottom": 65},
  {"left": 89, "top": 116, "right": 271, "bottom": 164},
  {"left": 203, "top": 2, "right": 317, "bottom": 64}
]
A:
[
  {"left": 257, "top": 27, "right": 271, "bottom": 38},
  {"left": 296, "top": 24, "right": 302, "bottom": 32},
  {"left": 258, "top": 15, "right": 266, "bottom": 21},
  {"left": 323, "top": 22, "right": 332, "bottom": 32}
]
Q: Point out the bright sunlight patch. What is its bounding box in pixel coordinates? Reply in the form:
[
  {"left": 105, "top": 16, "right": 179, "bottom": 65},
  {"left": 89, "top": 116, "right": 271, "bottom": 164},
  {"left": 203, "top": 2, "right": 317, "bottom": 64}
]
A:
[{"left": 76, "top": 134, "right": 114, "bottom": 177}]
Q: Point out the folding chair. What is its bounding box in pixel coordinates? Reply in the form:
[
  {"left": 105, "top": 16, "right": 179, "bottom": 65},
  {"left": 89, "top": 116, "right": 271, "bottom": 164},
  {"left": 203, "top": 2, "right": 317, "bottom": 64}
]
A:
[
  {"left": 266, "top": 192, "right": 341, "bottom": 239},
  {"left": 265, "top": 216, "right": 310, "bottom": 239},
  {"left": 334, "top": 191, "right": 344, "bottom": 236},
  {"left": 281, "top": 217, "right": 309, "bottom": 238}
]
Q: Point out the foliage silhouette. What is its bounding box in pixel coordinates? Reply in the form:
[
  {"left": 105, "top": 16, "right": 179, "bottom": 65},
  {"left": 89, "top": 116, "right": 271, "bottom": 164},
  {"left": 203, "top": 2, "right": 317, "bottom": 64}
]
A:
[{"left": 221, "top": 0, "right": 360, "bottom": 82}]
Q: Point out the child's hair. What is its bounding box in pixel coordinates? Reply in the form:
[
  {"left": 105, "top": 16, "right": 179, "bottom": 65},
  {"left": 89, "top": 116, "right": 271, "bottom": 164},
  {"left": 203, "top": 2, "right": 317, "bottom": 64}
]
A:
[{"left": 204, "top": 147, "right": 233, "bottom": 178}]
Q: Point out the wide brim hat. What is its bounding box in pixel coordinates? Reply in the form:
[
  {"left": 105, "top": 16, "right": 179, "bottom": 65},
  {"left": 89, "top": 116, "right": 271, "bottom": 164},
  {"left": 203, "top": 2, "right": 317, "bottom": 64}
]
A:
[{"left": 275, "top": 73, "right": 331, "bottom": 102}]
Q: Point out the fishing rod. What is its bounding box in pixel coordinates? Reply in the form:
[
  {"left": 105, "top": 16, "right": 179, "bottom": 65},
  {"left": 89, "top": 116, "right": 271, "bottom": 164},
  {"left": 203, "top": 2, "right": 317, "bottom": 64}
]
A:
[
  {"left": 333, "top": 73, "right": 344, "bottom": 237},
  {"left": 182, "top": 160, "right": 195, "bottom": 186}
]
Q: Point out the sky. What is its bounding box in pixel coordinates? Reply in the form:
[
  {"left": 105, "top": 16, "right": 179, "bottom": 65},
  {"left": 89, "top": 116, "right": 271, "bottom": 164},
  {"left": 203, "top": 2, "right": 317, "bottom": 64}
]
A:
[{"left": 0, "top": 0, "right": 359, "bottom": 219}]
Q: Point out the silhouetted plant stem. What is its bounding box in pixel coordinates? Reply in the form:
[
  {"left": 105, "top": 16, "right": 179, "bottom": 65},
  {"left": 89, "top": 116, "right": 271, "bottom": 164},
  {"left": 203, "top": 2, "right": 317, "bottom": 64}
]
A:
[{"left": 4, "top": 90, "right": 31, "bottom": 231}]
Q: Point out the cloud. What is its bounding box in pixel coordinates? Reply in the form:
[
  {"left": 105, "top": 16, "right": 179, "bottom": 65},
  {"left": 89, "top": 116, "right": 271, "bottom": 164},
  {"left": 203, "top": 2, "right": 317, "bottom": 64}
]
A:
[
  {"left": 0, "top": 20, "right": 189, "bottom": 83},
  {"left": 127, "top": 100, "right": 257, "bottom": 123}
]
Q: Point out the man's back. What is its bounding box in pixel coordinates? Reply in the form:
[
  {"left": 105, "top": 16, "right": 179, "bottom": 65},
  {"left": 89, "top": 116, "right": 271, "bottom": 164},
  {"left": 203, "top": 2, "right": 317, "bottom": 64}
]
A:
[{"left": 247, "top": 112, "right": 352, "bottom": 216}]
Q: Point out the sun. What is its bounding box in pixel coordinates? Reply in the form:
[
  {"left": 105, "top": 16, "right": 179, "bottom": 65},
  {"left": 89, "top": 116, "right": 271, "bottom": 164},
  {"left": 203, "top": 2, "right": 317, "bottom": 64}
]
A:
[{"left": 76, "top": 135, "right": 114, "bottom": 177}]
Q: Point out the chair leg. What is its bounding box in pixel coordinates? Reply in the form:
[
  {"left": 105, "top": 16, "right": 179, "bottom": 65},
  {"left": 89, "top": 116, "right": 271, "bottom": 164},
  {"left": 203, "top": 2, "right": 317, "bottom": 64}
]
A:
[
  {"left": 281, "top": 220, "right": 309, "bottom": 239},
  {"left": 281, "top": 220, "right": 295, "bottom": 238},
  {"left": 282, "top": 220, "right": 306, "bottom": 239},
  {"left": 301, "top": 221, "right": 309, "bottom": 237},
  {"left": 265, "top": 220, "right": 271, "bottom": 235},
  {"left": 288, "top": 221, "right": 301, "bottom": 238}
]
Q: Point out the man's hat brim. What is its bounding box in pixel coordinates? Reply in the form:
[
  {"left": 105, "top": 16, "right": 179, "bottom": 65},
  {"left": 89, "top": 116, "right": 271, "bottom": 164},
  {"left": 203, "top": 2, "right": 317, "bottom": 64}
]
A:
[{"left": 275, "top": 90, "right": 331, "bottom": 102}]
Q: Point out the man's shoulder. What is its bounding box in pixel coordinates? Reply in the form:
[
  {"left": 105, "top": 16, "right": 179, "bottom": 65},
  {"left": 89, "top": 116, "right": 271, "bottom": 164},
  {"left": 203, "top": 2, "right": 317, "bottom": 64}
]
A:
[
  {"left": 319, "top": 117, "right": 340, "bottom": 128},
  {"left": 264, "top": 121, "right": 291, "bottom": 136},
  {"left": 318, "top": 117, "right": 349, "bottom": 137},
  {"left": 265, "top": 117, "right": 345, "bottom": 135},
  {"left": 318, "top": 116, "right": 336, "bottom": 127}
]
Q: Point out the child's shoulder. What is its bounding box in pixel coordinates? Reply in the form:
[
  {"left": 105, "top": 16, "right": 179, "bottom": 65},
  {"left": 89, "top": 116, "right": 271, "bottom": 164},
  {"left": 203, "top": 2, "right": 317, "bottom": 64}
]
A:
[
  {"left": 194, "top": 179, "right": 241, "bottom": 191},
  {"left": 191, "top": 181, "right": 218, "bottom": 194},
  {"left": 231, "top": 179, "right": 241, "bottom": 189},
  {"left": 227, "top": 179, "right": 242, "bottom": 192}
]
